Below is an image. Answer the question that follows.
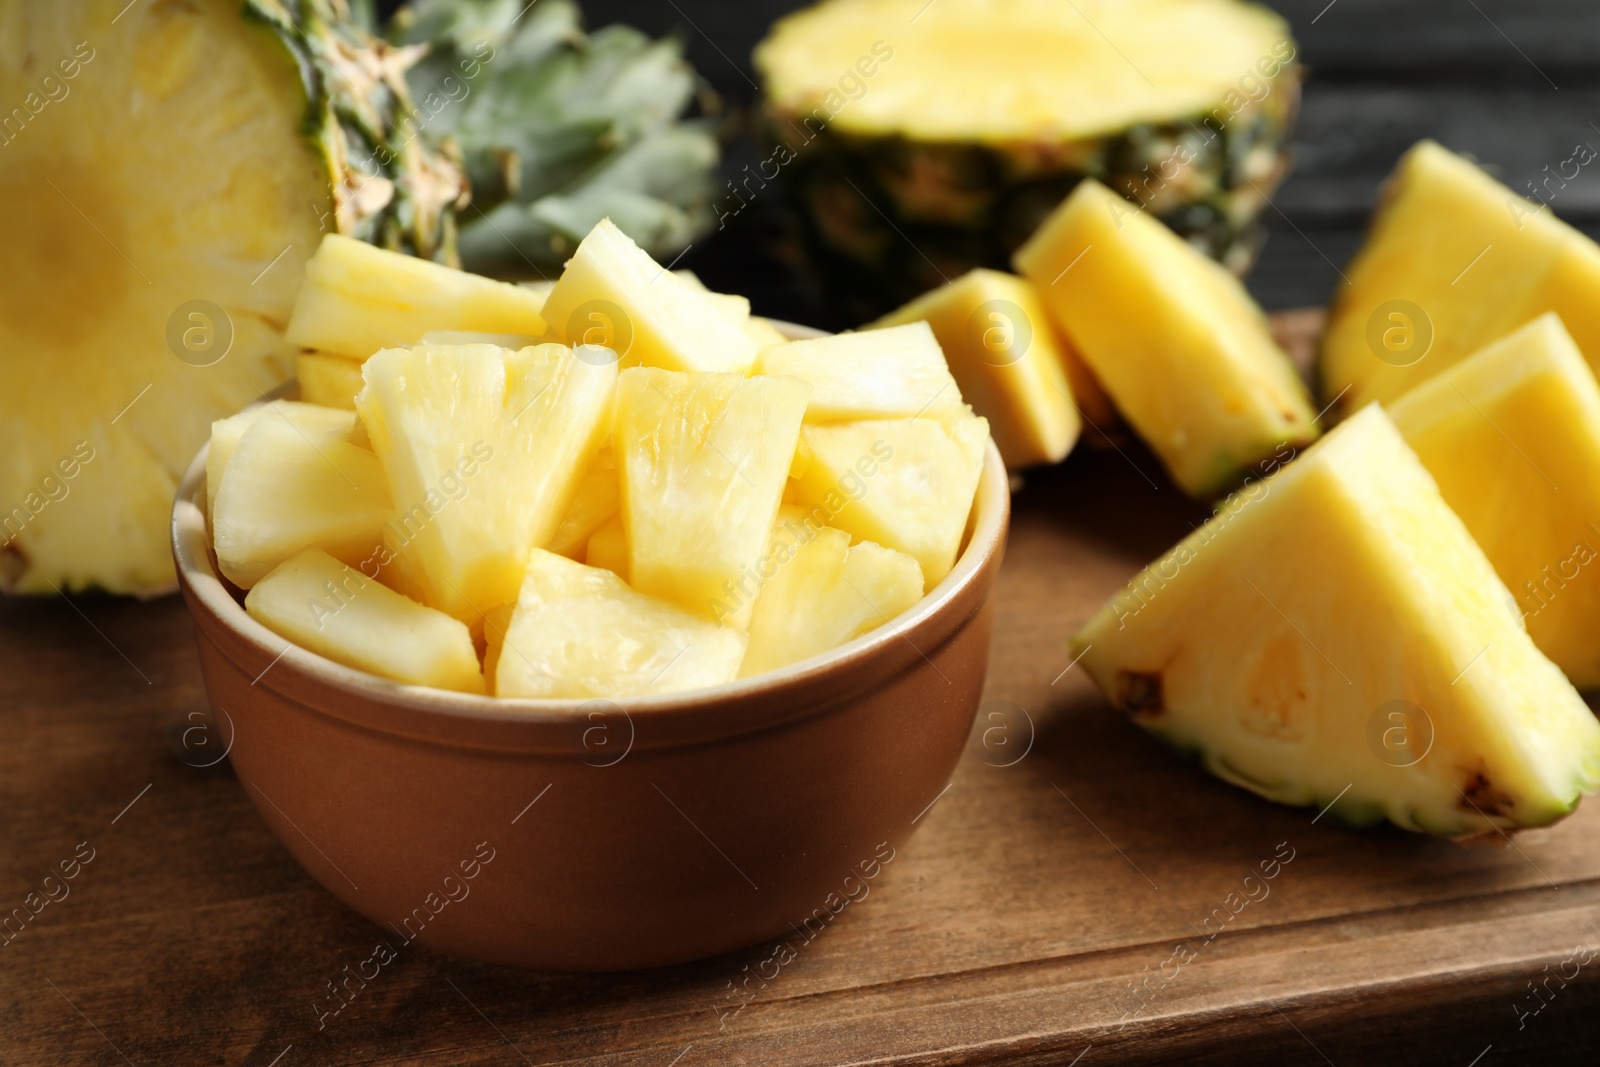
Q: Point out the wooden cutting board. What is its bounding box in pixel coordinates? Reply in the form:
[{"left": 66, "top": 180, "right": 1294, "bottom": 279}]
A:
[{"left": 2, "top": 310, "right": 1596, "bottom": 1065}]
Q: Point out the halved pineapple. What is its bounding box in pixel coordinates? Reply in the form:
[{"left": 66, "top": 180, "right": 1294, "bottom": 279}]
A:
[
  {"left": 753, "top": 322, "right": 963, "bottom": 423},
  {"left": 287, "top": 235, "right": 548, "bottom": 361},
  {"left": 206, "top": 400, "right": 354, "bottom": 521},
  {"left": 547, "top": 450, "right": 619, "bottom": 559},
  {"left": 246, "top": 548, "right": 483, "bottom": 694},
  {"left": 789, "top": 414, "right": 988, "bottom": 589},
  {"left": 212, "top": 416, "right": 391, "bottom": 588},
  {"left": 496, "top": 550, "right": 746, "bottom": 699},
  {"left": 1071, "top": 404, "right": 1600, "bottom": 836},
  {"left": 740, "top": 516, "right": 923, "bottom": 677},
  {"left": 1015, "top": 178, "right": 1319, "bottom": 497},
  {"left": 584, "top": 515, "right": 629, "bottom": 579},
  {"left": 871, "top": 270, "right": 1079, "bottom": 467},
  {"left": 614, "top": 368, "right": 810, "bottom": 624},
  {"left": 295, "top": 352, "right": 365, "bottom": 410},
  {"left": 357, "top": 343, "right": 615, "bottom": 622},
  {"left": 1390, "top": 314, "right": 1600, "bottom": 689},
  {"left": 542, "top": 219, "right": 759, "bottom": 373}
]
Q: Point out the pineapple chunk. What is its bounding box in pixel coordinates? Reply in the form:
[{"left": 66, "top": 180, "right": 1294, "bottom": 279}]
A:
[
  {"left": 357, "top": 343, "right": 615, "bottom": 622},
  {"left": 246, "top": 548, "right": 484, "bottom": 694},
  {"left": 584, "top": 515, "right": 629, "bottom": 579},
  {"left": 1323, "top": 141, "right": 1600, "bottom": 413},
  {"left": 518, "top": 279, "right": 556, "bottom": 307},
  {"left": 614, "top": 368, "right": 810, "bottom": 624},
  {"left": 496, "top": 550, "right": 747, "bottom": 699},
  {"left": 1072, "top": 405, "right": 1600, "bottom": 836},
  {"left": 754, "top": 322, "right": 963, "bottom": 423},
  {"left": 872, "top": 270, "right": 1080, "bottom": 467},
  {"left": 1015, "top": 178, "right": 1319, "bottom": 497},
  {"left": 207, "top": 401, "right": 354, "bottom": 522},
  {"left": 542, "top": 219, "right": 759, "bottom": 373},
  {"left": 547, "top": 450, "right": 619, "bottom": 559},
  {"left": 296, "top": 352, "right": 366, "bottom": 410},
  {"left": 1390, "top": 314, "right": 1600, "bottom": 688},
  {"left": 212, "top": 417, "right": 391, "bottom": 588},
  {"left": 789, "top": 413, "right": 988, "bottom": 589},
  {"left": 746, "top": 316, "right": 792, "bottom": 348},
  {"left": 286, "top": 234, "right": 548, "bottom": 360},
  {"left": 421, "top": 330, "right": 545, "bottom": 348},
  {"left": 672, "top": 269, "right": 752, "bottom": 325},
  {"left": 740, "top": 517, "right": 924, "bottom": 677}
]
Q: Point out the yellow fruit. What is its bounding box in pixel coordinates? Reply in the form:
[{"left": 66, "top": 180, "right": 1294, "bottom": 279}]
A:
[
  {"left": 547, "top": 450, "right": 619, "bottom": 559},
  {"left": 1015, "top": 178, "right": 1319, "bottom": 497},
  {"left": 206, "top": 400, "right": 354, "bottom": 522},
  {"left": 420, "top": 330, "right": 545, "bottom": 348},
  {"left": 746, "top": 316, "right": 791, "bottom": 348},
  {"left": 1072, "top": 405, "right": 1600, "bottom": 836},
  {"left": 295, "top": 352, "right": 365, "bottom": 410},
  {"left": 584, "top": 515, "right": 629, "bottom": 579},
  {"left": 1390, "top": 314, "right": 1600, "bottom": 688},
  {"left": 672, "top": 269, "right": 752, "bottom": 325},
  {"left": 357, "top": 342, "right": 615, "bottom": 622},
  {"left": 287, "top": 235, "right": 548, "bottom": 360},
  {"left": 479, "top": 602, "right": 516, "bottom": 693},
  {"left": 872, "top": 269, "right": 1079, "bottom": 467},
  {"left": 754, "top": 322, "right": 963, "bottom": 423},
  {"left": 495, "top": 550, "right": 746, "bottom": 699},
  {"left": 246, "top": 548, "right": 484, "bottom": 694}
]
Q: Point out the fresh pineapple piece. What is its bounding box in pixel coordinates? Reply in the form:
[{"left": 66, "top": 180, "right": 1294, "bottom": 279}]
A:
[
  {"left": 542, "top": 219, "right": 759, "bottom": 373},
  {"left": 754, "top": 322, "right": 963, "bottom": 423},
  {"left": 672, "top": 269, "right": 752, "bottom": 325},
  {"left": 872, "top": 270, "right": 1079, "bottom": 467},
  {"left": 518, "top": 279, "right": 557, "bottom": 308},
  {"left": 420, "top": 330, "right": 545, "bottom": 348},
  {"left": 547, "top": 450, "right": 620, "bottom": 559},
  {"left": 296, "top": 352, "right": 366, "bottom": 410},
  {"left": 1071, "top": 405, "right": 1600, "bottom": 836},
  {"left": 1015, "top": 178, "right": 1319, "bottom": 497},
  {"left": 584, "top": 515, "right": 629, "bottom": 579},
  {"left": 246, "top": 548, "right": 484, "bottom": 694},
  {"left": 1323, "top": 141, "right": 1600, "bottom": 413},
  {"left": 496, "top": 550, "right": 746, "bottom": 699},
  {"left": 206, "top": 401, "right": 355, "bottom": 522},
  {"left": 740, "top": 518, "right": 924, "bottom": 677},
  {"left": 1390, "top": 314, "right": 1600, "bottom": 689},
  {"left": 213, "top": 418, "right": 392, "bottom": 588},
  {"left": 789, "top": 413, "right": 988, "bottom": 589},
  {"left": 357, "top": 343, "right": 615, "bottom": 622},
  {"left": 614, "top": 368, "right": 809, "bottom": 624},
  {"left": 746, "top": 316, "right": 792, "bottom": 348},
  {"left": 286, "top": 235, "right": 548, "bottom": 360}
]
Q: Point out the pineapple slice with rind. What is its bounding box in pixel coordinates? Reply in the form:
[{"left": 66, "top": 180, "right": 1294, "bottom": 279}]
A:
[
  {"left": 496, "top": 549, "right": 746, "bottom": 699},
  {"left": 1390, "top": 314, "right": 1600, "bottom": 689},
  {"left": 584, "top": 515, "right": 629, "bottom": 579},
  {"left": 542, "top": 219, "right": 759, "bottom": 373},
  {"left": 295, "top": 352, "right": 366, "bottom": 410},
  {"left": 1015, "top": 178, "right": 1319, "bottom": 497},
  {"left": 1071, "top": 404, "right": 1600, "bottom": 837},
  {"left": 789, "top": 413, "right": 988, "bottom": 589},
  {"left": 287, "top": 235, "right": 548, "bottom": 360},
  {"left": 871, "top": 270, "right": 1080, "bottom": 467},
  {"left": 614, "top": 368, "right": 810, "bottom": 625},
  {"left": 246, "top": 548, "right": 484, "bottom": 694},
  {"left": 754, "top": 322, "right": 963, "bottom": 423},
  {"left": 206, "top": 401, "right": 354, "bottom": 522},
  {"left": 357, "top": 342, "right": 615, "bottom": 622},
  {"left": 547, "top": 450, "right": 620, "bottom": 559}
]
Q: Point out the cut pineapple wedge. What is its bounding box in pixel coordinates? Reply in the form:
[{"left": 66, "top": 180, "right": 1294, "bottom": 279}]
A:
[
  {"left": 542, "top": 219, "right": 760, "bottom": 373},
  {"left": 207, "top": 401, "right": 354, "bottom": 522},
  {"left": 296, "top": 352, "right": 366, "bottom": 410},
  {"left": 213, "top": 419, "right": 390, "bottom": 588},
  {"left": 746, "top": 316, "right": 792, "bottom": 348},
  {"left": 496, "top": 550, "right": 746, "bottom": 699},
  {"left": 547, "top": 450, "right": 620, "bottom": 559},
  {"left": 357, "top": 343, "right": 615, "bottom": 622},
  {"left": 246, "top": 548, "right": 484, "bottom": 694},
  {"left": 585, "top": 515, "right": 629, "bottom": 579},
  {"left": 615, "top": 368, "right": 809, "bottom": 625},
  {"left": 1072, "top": 404, "right": 1600, "bottom": 836},
  {"left": 740, "top": 512, "right": 924, "bottom": 677},
  {"left": 1390, "top": 314, "right": 1600, "bottom": 689},
  {"left": 287, "top": 235, "right": 548, "bottom": 360},
  {"left": 1015, "top": 178, "right": 1319, "bottom": 497},
  {"left": 673, "top": 269, "right": 752, "bottom": 325},
  {"left": 754, "top": 322, "right": 963, "bottom": 423},
  {"left": 789, "top": 414, "right": 988, "bottom": 589},
  {"left": 871, "top": 270, "right": 1079, "bottom": 467}
]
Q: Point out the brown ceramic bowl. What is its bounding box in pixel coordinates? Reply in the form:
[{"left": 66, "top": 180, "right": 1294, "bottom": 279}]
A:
[{"left": 172, "top": 332, "right": 1009, "bottom": 972}]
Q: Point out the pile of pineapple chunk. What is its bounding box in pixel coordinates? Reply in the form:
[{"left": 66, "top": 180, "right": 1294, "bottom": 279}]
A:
[{"left": 206, "top": 222, "right": 990, "bottom": 698}]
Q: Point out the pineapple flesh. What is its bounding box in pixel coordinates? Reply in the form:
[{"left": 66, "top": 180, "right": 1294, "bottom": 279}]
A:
[
  {"left": 206, "top": 400, "right": 354, "bottom": 522},
  {"left": 584, "top": 515, "right": 629, "bottom": 580},
  {"left": 295, "top": 352, "right": 366, "bottom": 410},
  {"left": 753, "top": 322, "right": 963, "bottom": 423},
  {"left": 546, "top": 450, "right": 620, "bottom": 560},
  {"left": 1016, "top": 178, "right": 1320, "bottom": 498},
  {"left": 1071, "top": 404, "right": 1600, "bottom": 837}
]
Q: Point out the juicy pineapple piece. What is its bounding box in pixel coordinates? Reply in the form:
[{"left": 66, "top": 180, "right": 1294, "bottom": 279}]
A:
[
  {"left": 872, "top": 270, "right": 1080, "bottom": 467},
  {"left": 547, "top": 450, "right": 619, "bottom": 559},
  {"left": 496, "top": 550, "right": 746, "bottom": 699},
  {"left": 1015, "top": 179, "right": 1319, "bottom": 497},
  {"left": 518, "top": 279, "right": 556, "bottom": 307},
  {"left": 296, "top": 352, "right": 366, "bottom": 410},
  {"left": 212, "top": 417, "right": 391, "bottom": 588},
  {"left": 789, "top": 413, "right": 988, "bottom": 588},
  {"left": 287, "top": 235, "right": 548, "bottom": 360},
  {"left": 614, "top": 368, "right": 809, "bottom": 624},
  {"left": 357, "top": 343, "right": 614, "bottom": 622},
  {"left": 206, "top": 401, "right": 354, "bottom": 522},
  {"left": 672, "top": 269, "right": 752, "bottom": 325},
  {"left": 746, "top": 316, "right": 792, "bottom": 348},
  {"left": 542, "top": 219, "right": 759, "bottom": 373},
  {"left": 421, "top": 330, "right": 545, "bottom": 348},
  {"left": 246, "top": 548, "right": 483, "bottom": 694},
  {"left": 584, "top": 515, "right": 629, "bottom": 579},
  {"left": 1390, "top": 314, "right": 1600, "bottom": 689},
  {"left": 754, "top": 322, "right": 963, "bottom": 423},
  {"left": 1072, "top": 405, "right": 1600, "bottom": 836},
  {"left": 740, "top": 517, "right": 924, "bottom": 677},
  {"left": 1323, "top": 141, "right": 1600, "bottom": 413}
]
